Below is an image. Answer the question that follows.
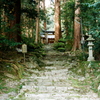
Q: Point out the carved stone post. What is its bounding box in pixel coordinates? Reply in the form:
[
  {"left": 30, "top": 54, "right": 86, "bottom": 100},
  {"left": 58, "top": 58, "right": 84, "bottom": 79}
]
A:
[{"left": 87, "top": 35, "right": 95, "bottom": 61}]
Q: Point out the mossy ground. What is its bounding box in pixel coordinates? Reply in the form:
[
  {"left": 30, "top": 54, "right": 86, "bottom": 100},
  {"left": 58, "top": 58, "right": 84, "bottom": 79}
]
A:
[{"left": 0, "top": 45, "right": 100, "bottom": 99}]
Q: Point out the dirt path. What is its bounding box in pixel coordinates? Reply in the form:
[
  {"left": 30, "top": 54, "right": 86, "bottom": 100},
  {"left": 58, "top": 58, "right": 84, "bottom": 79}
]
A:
[{"left": 2, "top": 44, "right": 100, "bottom": 100}]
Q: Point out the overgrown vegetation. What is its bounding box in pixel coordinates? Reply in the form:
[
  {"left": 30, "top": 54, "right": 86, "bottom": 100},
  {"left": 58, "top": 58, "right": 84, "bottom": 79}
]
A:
[
  {"left": 53, "top": 38, "right": 67, "bottom": 52},
  {"left": 53, "top": 37, "right": 73, "bottom": 52},
  {"left": 0, "top": 0, "right": 100, "bottom": 98},
  {"left": 0, "top": 0, "right": 45, "bottom": 79},
  {"left": 80, "top": 1, "right": 100, "bottom": 60},
  {"left": 61, "top": 0, "right": 100, "bottom": 57},
  {"left": 0, "top": 34, "right": 21, "bottom": 51},
  {"left": 0, "top": 34, "right": 45, "bottom": 95},
  {"left": 0, "top": 49, "right": 45, "bottom": 95},
  {"left": 61, "top": 1, "right": 100, "bottom": 96},
  {"left": 68, "top": 60, "right": 100, "bottom": 96}
]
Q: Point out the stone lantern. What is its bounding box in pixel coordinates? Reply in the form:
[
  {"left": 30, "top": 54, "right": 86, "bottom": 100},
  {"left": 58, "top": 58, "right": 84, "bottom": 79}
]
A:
[{"left": 87, "top": 35, "right": 95, "bottom": 61}]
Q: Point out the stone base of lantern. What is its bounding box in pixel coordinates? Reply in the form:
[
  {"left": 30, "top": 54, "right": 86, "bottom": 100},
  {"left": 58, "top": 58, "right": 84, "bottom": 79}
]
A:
[{"left": 87, "top": 56, "right": 95, "bottom": 61}]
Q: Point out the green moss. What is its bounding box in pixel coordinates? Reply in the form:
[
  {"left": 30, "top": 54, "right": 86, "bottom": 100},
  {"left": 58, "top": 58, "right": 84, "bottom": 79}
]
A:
[
  {"left": 58, "top": 47, "right": 66, "bottom": 52},
  {"left": 68, "top": 60, "right": 100, "bottom": 96},
  {"left": 58, "top": 38, "right": 66, "bottom": 43},
  {"left": 53, "top": 38, "right": 67, "bottom": 52}
]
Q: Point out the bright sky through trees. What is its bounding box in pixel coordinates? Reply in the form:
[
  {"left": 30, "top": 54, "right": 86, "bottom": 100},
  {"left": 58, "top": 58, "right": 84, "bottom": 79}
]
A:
[{"left": 45, "top": 0, "right": 51, "bottom": 7}]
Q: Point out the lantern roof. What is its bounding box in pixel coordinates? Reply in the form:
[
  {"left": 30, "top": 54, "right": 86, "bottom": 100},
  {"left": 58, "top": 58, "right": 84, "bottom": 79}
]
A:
[{"left": 87, "top": 35, "right": 95, "bottom": 41}]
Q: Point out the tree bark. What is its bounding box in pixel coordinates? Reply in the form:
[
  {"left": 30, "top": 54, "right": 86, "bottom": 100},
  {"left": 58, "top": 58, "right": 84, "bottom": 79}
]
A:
[
  {"left": 43, "top": 0, "right": 46, "bottom": 30},
  {"left": 55, "top": 0, "right": 61, "bottom": 42},
  {"left": 42, "top": 0, "right": 48, "bottom": 44},
  {"left": 35, "top": 17, "right": 39, "bottom": 43},
  {"left": 72, "top": 0, "right": 81, "bottom": 51},
  {"left": 0, "top": 7, "right": 2, "bottom": 34},
  {"left": 16, "top": 0, "right": 21, "bottom": 42},
  {"left": 9, "top": 0, "right": 21, "bottom": 42},
  {"left": 35, "top": 0, "right": 40, "bottom": 43}
]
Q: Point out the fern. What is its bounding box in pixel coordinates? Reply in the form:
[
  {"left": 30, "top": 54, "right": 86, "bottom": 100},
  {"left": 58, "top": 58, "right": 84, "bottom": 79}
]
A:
[{"left": 0, "top": 35, "right": 21, "bottom": 50}]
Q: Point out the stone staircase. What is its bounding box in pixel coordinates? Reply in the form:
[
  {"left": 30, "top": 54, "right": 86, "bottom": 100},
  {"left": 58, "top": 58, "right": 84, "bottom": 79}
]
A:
[
  {"left": 14, "top": 66, "right": 99, "bottom": 100},
  {"left": 14, "top": 45, "right": 99, "bottom": 100}
]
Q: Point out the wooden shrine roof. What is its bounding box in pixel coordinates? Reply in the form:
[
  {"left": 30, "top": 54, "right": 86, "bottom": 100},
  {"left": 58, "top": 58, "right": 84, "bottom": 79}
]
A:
[{"left": 42, "top": 30, "right": 64, "bottom": 34}]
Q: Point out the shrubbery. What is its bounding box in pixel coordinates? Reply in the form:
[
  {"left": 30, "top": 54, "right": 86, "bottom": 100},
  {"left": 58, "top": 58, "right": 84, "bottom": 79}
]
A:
[
  {"left": 21, "top": 34, "right": 45, "bottom": 58},
  {"left": 53, "top": 38, "right": 67, "bottom": 52},
  {"left": 53, "top": 38, "right": 73, "bottom": 52},
  {"left": 0, "top": 34, "right": 21, "bottom": 51}
]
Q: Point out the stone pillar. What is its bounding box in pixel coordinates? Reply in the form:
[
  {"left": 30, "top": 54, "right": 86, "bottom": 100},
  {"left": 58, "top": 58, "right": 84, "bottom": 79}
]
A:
[
  {"left": 45, "top": 32, "right": 48, "bottom": 44},
  {"left": 87, "top": 35, "right": 95, "bottom": 61}
]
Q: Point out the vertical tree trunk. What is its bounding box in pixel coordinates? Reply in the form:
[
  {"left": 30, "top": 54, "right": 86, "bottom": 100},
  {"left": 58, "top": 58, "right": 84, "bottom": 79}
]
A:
[
  {"left": 9, "top": 0, "right": 21, "bottom": 42},
  {"left": 72, "top": 0, "right": 81, "bottom": 51},
  {"left": 35, "top": 0, "right": 40, "bottom": 43},
  {"left": 32, "top": 21, "right": 35, "bottom": 40},
  {"left": 16, "top": 0, "right": 21, "bottom": 42},
  {"left": 55, "top": 0, "right": 61, "bottom": 42},
  {"left": 43, "top": 0, "right": 46, "bottom": 30},
  {"left": 43, "top": 0, "right": 47, "bottom": 44},
  {"left": 35, "top": 17, "right": 39, "bottom": 43},
  {"left": 0, "top": 7, "right": 2, "bottom": 34}
]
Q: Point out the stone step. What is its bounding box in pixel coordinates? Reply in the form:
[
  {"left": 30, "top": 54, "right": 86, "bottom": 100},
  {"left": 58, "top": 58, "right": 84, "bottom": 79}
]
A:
[
  {"left": 42, "top": 70, "right": 68, "bottom": 77},
  {"left": 53, "top": 68, "right": 68, "bottom": 71},
  {"left": 29, "top": 76, "right": 68, "bottom": 79},
  {"left": 24, "top": 92, "right": 98, "bottom": 100},
  {"left": 26, "top": 99, "right": 56, "bottom": 100},
  {"left": 25, "top": 81, "right": 70, "bottom": 86},
  {"left": 24, "top": 92, "right": 99, "bottom": 100},
  {"left": 15, "top": 85, "right": 99, "bottom": 100},
  {"left": 25, "top": 93, "right": 79, "bottom": 99},
  {"left": 45, "top": 67, "right": 57, "bottom": 70},
  {"left": 25, "top": 68, "right": 68, "bottom": 77},
  {"left": 25, "top": 76, "right": 68, "bottom": 85},
  {"left": 22, "top": 86, "right": 75, "bottom": 93}
]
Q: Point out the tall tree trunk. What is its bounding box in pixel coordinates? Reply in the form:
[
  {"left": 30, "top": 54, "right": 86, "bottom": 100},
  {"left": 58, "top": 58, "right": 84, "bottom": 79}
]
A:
[
  {"left": 55, "top": 0, "right": 61, "bottom": 42},
  {"left": 43, "top": 0, "right": 46, "bottom": 30},
  {"left": 0, "top": 7, "right": 2, "bottom": 34},
  {"left": 16, "top": 0, "right": 21, "bottom": 42},
  {"left": 9, "top": 0, "right": 21, "bottom": 42},
  {"left": 43, "top": 0, "right": 48, "bottom": 44},
  {"left": 35, "top": 17, "right": 39, "bottom": 43},
  {"left": 72, "top": 0, "right": 81, "bottom": 51},
  {"left": 35, "top": 0, "right": 40, "bottom": 43}
]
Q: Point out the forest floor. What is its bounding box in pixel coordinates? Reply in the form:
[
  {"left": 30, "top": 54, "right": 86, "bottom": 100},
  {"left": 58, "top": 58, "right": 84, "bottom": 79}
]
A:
[{"left": 0, "top": 44, "right": 100, "bottom": 100}]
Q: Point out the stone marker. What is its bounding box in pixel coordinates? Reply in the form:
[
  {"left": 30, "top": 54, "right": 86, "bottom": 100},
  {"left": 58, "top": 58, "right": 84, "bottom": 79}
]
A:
[{"left": 22, "top": 44, "right": 27, "bottom": 63}]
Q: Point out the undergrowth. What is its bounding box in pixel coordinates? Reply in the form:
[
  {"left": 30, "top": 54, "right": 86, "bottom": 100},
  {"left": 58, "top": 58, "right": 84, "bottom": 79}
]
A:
[
  {"left": 53, "top": 38, "right": 67, "bottom": 52},
  {"left": 68, "top": 60, "right": 100, "bottom": 96}
]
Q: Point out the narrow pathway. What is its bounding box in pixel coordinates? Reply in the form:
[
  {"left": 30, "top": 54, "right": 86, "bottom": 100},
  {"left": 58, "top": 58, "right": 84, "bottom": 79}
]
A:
[{"left": 14, "top": 44, "right": 99, "bottom": 100}]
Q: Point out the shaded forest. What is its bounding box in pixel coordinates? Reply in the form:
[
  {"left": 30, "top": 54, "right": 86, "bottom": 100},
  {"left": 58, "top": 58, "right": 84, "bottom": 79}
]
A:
[
  {"left": 0, "top": 0, "right": 100, "bottom": 97},
  {"left": 0, "top": 0, "right": 99, "bottom": 54}
]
